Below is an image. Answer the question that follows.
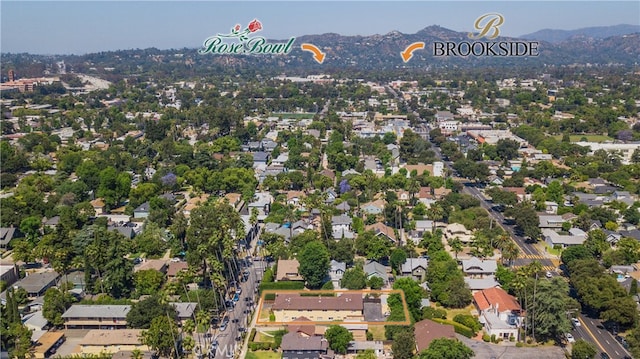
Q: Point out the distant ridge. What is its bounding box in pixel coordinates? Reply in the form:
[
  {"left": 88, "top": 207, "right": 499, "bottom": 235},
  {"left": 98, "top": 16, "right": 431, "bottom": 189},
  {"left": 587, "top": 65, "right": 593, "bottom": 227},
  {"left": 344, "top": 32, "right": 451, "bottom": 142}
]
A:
[{"left": 520, "top": 24, "right": 640, "bottom": 43}]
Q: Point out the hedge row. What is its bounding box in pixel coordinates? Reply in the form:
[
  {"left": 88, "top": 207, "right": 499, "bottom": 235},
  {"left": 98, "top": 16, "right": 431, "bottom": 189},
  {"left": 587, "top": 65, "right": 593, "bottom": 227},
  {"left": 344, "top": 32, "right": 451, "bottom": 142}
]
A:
[
  {"left": 431, "top": 318, "right": 475, "bottom": 338},
  {"left": 259, "top": 281, "right": 305, "bottom": 294},
  {"left": 248, "top": 342, "right": 275, "bottom": 351}
]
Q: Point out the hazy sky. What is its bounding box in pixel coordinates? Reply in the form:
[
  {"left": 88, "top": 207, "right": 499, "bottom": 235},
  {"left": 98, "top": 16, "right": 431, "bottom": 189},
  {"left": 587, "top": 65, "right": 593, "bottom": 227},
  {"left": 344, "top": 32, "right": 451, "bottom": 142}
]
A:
[{"left": 2, "top": 1, "right": 639, "bottom": 55}]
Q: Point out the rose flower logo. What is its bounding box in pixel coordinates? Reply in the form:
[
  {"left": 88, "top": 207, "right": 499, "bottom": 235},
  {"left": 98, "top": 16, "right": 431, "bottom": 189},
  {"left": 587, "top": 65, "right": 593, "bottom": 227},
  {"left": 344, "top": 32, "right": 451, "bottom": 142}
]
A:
[{"left": 248, "top": 19, "right": 262, "bottom": 33}]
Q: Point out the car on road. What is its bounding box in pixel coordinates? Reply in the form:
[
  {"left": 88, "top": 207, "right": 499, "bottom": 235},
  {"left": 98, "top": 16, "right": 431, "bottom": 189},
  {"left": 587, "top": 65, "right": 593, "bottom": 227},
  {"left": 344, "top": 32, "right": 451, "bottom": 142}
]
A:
[
  {"left": 225, "top": 349, "right": 234, "bottom": 358},
  {"left": 238, "top": 327, "right": 246, "bottom": 332},
  {"left": 236, "top": 287, "right": 242, "bottom": 295},
  {"left": 565, "top": 333, "right": 575, "bottom": 343},
  {"left": 572, "top": 318, "right": 581, "bottom": 327},
  {"left": 546, "top": 271, "right": 553, "bottom": 278},
  {"left": 219, "top": 323, "right": 227, "bottom": 331},
  {"left": 235, "top": 336, "right": 242, "bottom": 341},
  {"left": 233, "top": 293, "right": 240, "bottom": 302},
  {"left": 615, "top": 335, "right": 629, "bottom": 348},
  {"left": 232, "top": 318, "right": 239, "bottom": 323},
  {"left": 600, "top": 353, "right": 610, "bottom": 359},
  {"left": 210, "top": 340, "right": 219, "bottom": 352}
]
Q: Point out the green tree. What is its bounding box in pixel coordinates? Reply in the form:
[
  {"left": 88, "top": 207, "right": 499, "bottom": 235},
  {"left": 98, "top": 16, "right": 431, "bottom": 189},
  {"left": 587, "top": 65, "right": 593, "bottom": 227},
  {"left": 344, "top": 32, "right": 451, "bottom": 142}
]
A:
[
  {"left": 141, "top": 316, "right": 179, "bottom": 358},
  {"left": 134, "top": 270, "right": 166, "bottom": 296},
  {"left": 391, "top": 329, "right": 416, "bottom": 359},
  {"left": 505, "top": 203, "right": 541, "bottom": 240},
  {"left": 393, "top": 277, "right": 424, "bottom": 321},
  {"left": 390, "top": 248, "right": 407, "bottom": 273},
  {"left": 526, "top": 277, "right": 572, "bottom": 341},
  {"left": 367, "top": 276, "right": 384, "bottom": 290},
  {"left": 43, "top": 288, "right": 75, "bottom": 327},
  {"left": 600, "top": 296, "right": 638, "bottom": 327},
  {"left": 419, "top": 338, "right": 474, "bottom": 359},
  {"left": 561, "top": 245, "right": 593, "bottom": 266},
  {"left": 126, "top": 295, "right": 177, "bottom": 329},
  {"left": 340, "top": 267, "right": 367, "bottom": 290},
  {"left": 571, "top": 339, "right": 596, "bottom": 359},
  {"left": 135, "top": 222, "right": 168, "bottom": 258},
  {"left": 298, "top": 241, "right": 330, "bottom": 289},
  {"left": 324, "top": 325, "right": 354, "bottom": 354}
]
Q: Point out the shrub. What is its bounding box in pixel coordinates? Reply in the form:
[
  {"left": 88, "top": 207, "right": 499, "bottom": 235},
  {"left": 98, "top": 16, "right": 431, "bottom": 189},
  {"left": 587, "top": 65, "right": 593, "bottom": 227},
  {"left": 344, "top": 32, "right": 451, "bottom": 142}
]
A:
[
  {"left": 509, "top": 335, "right": 515, "bottom": 342},
  {"left": 259, "top": 281, "right": 305, "bottom": 293},
  {"left": 421, "top": 307, "right": 447, "bottom": 320},
  {"left": 490, "top": 334, "right": 496, "bottom": 343},
  {"left": 482, "top": 334, "right": 491, "bottom": 342},
  {"left": 269, "top": 312, "right": 275, "bottom": 322},
  {"left": 516, "top": 342, "right": 524, "bottom": 348},
  {"left": 264, "top": 293, "right": 276, "bottom": 301},
  {"left": 453, "top": 314, "right": 482, "bottom": 334},
  {"left": 249, "top": 328, "right": 257, "bottom": 342}
]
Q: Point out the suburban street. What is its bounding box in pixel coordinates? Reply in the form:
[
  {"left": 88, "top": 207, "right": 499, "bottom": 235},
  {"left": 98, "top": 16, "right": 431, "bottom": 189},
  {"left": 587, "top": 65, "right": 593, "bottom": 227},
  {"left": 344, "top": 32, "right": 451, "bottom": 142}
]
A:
[{"left": 572, "top": 315, "right": 631, "bottom": 359}]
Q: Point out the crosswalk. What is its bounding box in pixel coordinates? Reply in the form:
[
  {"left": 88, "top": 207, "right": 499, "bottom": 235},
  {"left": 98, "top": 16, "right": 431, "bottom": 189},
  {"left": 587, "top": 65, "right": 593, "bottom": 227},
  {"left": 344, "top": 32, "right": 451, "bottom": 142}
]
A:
[
  {"left": 512, "top": 265, "right": 556, "bottom": 272},
  {"left": 518, "top": 253, "right": 548, "bottom": 260}
]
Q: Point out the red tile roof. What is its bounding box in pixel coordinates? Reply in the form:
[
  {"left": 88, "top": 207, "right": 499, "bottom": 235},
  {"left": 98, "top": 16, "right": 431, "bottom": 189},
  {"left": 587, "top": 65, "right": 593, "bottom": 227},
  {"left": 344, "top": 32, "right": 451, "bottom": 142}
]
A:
[{"left": 473, "top": 287, "right": 521, "bottom": 312}]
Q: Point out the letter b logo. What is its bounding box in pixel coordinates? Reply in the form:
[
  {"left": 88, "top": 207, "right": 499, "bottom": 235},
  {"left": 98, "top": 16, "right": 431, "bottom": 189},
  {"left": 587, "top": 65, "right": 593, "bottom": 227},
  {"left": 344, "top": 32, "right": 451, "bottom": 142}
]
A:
[{"left": 468, "top": 13, "right": 504, "bottom": 40}]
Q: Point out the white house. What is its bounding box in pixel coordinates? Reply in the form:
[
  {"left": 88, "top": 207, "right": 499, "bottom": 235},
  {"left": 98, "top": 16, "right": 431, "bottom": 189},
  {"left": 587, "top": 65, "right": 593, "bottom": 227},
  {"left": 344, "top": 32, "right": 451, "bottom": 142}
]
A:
[{"left": 473, "top": 287, "right": 523, "bottom": 341}]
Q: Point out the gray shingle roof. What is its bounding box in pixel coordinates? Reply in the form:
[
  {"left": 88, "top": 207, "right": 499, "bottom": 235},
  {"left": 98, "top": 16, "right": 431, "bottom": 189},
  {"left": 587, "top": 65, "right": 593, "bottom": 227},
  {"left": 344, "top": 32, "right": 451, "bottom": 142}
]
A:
[{"left": 62, "top": 305, "right": 131, "bottom": 319}]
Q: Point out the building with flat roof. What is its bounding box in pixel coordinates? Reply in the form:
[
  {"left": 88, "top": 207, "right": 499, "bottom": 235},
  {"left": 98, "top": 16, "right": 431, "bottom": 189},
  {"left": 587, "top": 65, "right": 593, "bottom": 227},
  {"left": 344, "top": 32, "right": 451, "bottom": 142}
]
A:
[
  {"left": 78, "top": 329, "right": 148, "bottom": 355},
  {"left": 62, "top": 305, "right": 131, "bottom": 329},
  {"left": 272, "top": 293, "right": 364, "bottom": 322},
  {"left": 33, "top": 331, "right": 65, "bottom": 359}
]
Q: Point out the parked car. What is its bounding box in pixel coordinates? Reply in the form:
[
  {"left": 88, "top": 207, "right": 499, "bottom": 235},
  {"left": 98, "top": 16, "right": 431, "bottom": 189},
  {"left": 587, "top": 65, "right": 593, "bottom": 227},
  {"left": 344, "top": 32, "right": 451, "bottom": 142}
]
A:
[
  {"left": 600, "top": 353, "right": 610, "bottom": 359},
  {"left": 220, "top": 323, "right": 227, "bottom": 331},
  {"left": 546, "top": 271, "right": 553, "bottom": 278},
  {"left": 565, "top": 333, "right": 575, "bottom": 343},
  {"left": 572, "top": 318, "right": 581, "bottom": 327}
]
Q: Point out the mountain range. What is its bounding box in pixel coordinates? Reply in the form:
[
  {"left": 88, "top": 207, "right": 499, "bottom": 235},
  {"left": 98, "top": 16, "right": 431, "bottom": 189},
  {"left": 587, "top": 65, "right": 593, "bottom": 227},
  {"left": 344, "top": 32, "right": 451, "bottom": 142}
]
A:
[
  {"left": 2, "top": 24, "right": 639, "bottom": 76},
  {"left": 519, "top": 24, "right": 640, "bottom": 43}
]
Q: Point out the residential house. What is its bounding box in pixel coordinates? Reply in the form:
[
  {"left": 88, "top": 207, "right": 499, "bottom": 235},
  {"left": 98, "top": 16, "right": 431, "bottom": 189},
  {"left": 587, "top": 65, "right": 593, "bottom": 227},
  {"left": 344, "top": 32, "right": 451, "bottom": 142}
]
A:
[
  {"left": 182, "top": 194, "right": 210, "bottom": 218},
  {"left": 90, "top": 198, "right": 106, "bottom": 216},
  {"left": 336, "top": 201, "right": 351, "bottom": 212},
  {"left": 43, "top": 216, "right": 60, "bottom": 229},
  {"left": 0, "top": 227, "right": 21, "bottom": 249},
  {"left": 281, "top": 332, "right": 328, "bottom": 359},
  {"left": 272, "top": 153, "right": 289, "bottom": 166},
  {"left": 62, "top": 305, "right": 131, "bottom": 329},
  {"left": 464, "top": 276, "right": 501, "bottom": 292},
  {"left": 325, "top": 188, "right": 337, "bottom": 204},
  {"left": 108, "top": 223, "right": 136, "bottom": 239},
  {"left": 133, "top": 202, "right": 151, "bottom": 219},
  {"left": 252, "top": 152, "right": 270, "bottom": 166},
  {"left": 276, "top": 259, "right": 303, "bottom": 281},
  {"left": 462, "top": 257, "right": 498, "bottom": 278},
  {"left": 329, "top": 260, "right": 346, "bottom": 289},
  {"left": 444, "top": 223, "right": 474, "bottom": 243},
  {"left": 361, "top": 200, "right": 385, "bottom": 216},
  {"left": 365, "top": 222, "right": 397, "bottom": 244},
  {"left": 332, "top": 215, "right": 353, "bottom": 239},
  {"left": 170, "top": 302, "right": 198, "bottom": 323},
  {"left": 502, "top": 187, "right": 527, "bottom": 202},
  {"left": 400, "top": 258, "right": 428, "bottom": 281},
  {"left": 167, "top": 262, "right": 189, "bottom": 281},
  {"left": 287, "top": 316, "right": 317, "bottom": 337},
  {"left": 248, "top": 192, "right": 273, "bottom": 217},
  {"left": 544, "top": 201, "right": 559, "bottom": 215},
  {"left": 0, "top": 264, "right": 19, "bottom": 288},
  {"left": 78, "top": 329, "right": 148, "bottom": 355},
  {"left": 363, "top": 260, "right": 391, "bottom": 286},
  {"left": 14, "top": 271, "right": 60, "bottom": 297},
  {"left": 272, "top": 293, "right": 364, "bottom": 322},
  {"left": 134, "top": 259, "right": 169, "bottom": 274},
  {"left": 285, "top": 191, "right": 306, "bottom": 207},
  {"left": 473, "top": 287, "right": 523, "bottom": 340},
  {"left": 538, "top": 214, "right": 565, "bottom": 232},
  {"left": 543, "top": 228, "right": 587, "bottom": 248},
  {"left": 414, "top": 319, "right": 456, "bottom": 352}
]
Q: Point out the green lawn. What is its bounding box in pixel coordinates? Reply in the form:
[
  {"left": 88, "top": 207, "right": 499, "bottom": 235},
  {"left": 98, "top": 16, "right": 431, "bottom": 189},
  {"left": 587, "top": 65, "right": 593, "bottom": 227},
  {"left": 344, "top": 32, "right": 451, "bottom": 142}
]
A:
[
  {"left": 445, "top": 305, "right": 475, "bottom": 321},
  {"left": 367, "top": 325, "right": 386, "bottom": 341},
  {"left": 246, "top": 351, "right": 281, "bottom": 359},
  {"left": 551, "top": 134, "right": 613, "bottom": 143}
]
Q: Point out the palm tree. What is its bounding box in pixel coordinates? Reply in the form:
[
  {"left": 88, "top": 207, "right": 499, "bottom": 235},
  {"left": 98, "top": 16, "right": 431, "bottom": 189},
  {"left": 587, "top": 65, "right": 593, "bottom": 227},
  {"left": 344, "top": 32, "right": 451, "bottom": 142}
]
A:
[
  {"left": 426, "top": 203, "right": 444, "bottom": 234},
  {"left": 448, "top": 237, "right": 463, "bottom": 260},
  {"left": 407, "top": 179, "right": 420, "bottom": 206},
  {"left": 502, "top": 241, "right": 520, "bottom": 266}
]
